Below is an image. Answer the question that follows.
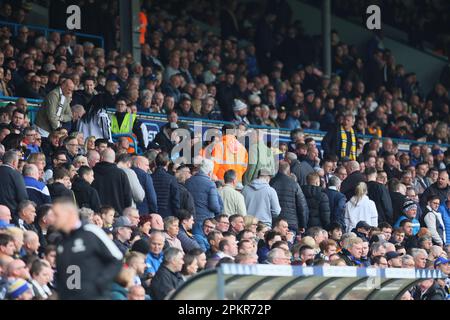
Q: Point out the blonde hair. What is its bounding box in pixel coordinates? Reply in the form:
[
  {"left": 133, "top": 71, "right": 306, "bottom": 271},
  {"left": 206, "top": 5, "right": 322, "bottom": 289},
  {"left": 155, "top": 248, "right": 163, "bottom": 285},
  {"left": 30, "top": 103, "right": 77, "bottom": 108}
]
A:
[
  {"left": 5, "top": 227, "right": 24, "bottom": 241},
  {"left": 299, "top": 236, "right": 317, "bottom": 249},
  {"left": 244, "top": 215, "right": 258, "bottom": 229},
  {"left": 351, "top": 182, "right": 367, "bottom": 206},
  {"left": 343, "top": 236, "right": 363, "bottom": 250}
]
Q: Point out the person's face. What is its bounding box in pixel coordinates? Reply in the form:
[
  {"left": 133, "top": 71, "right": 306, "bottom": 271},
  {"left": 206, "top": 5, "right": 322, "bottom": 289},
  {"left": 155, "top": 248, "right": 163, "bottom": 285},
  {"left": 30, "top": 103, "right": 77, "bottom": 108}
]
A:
[
  {"left": 149, "top": 235, "right": 164, "bottom": 255},
  {"left": 96, "top": 143, "right": 108, "bottom": 154},
  {"left": 27, "top": 235, "right": 40, "bottom": 252},
  {"left": 349, "top": 243, "right": 363, "bottom": 259},
  {"left": 2, "top": 241, "right": 15, "bottom": 256},
  {"left": 118, "top": 227, "right": 132, "bottom": 241},
  {"left": 382, "top": 228, "right": 392, "bottom": 241},
  {"left": 239, "top": 241, "right": 254, "bottom": 255},
  {"left": 361, "top": 242, "right": 369, "bottom": 257},
  {"left": 226, "top": 236, "right": 238, "bottom": 256},
  {"left": 34, "top": 266, "right": 53, "bottom": 285},
  {"left": 422, "top": 239, "right": 432, "bottom": 250},
  {"left": 62, "top": 81, "right": 75, "bottom": 97},
  {"left": 416, "top": 164, "right": 428, "bottom": 177},
  {"left": 13, "top": 260, "right": 30, "bottom": 279},
  {"left": 196, "top": 253, "right": 207, "bottom": 270},
  {"left": 336, "top": 169, "right": 347, "bottom": 181},
  {"left": 203, "top": 221, "right": 216, "bottom": 235},
  {"left": 393, "top": 232, "right": 405, "bottom": 244},
  {"left": 167, "top": 221, "right": 179, "bottom": 237},
  {"left": 44, "top": 250, "right": 57, "bottom": 268},
  {"left": 373, "top": 246, "right": 386, "bottom": 258},
  {"left": 173, "top": 253, "right": 185, "bottom": 272},
  {"left": 22, "top": 204, "right": 36, "bottom": 224},
  {"left": 128, "top": 287, "right": 146, "bottom": 300},
  {"left": 216, "top": 218, "right": 230, "bottom": 232},
  {"left": 231, "top": 217, "right": 244, "bottom": 233},
  {"left": 301, "top": 249, "right": 315, "bottom": 262},
  {"left": 184, "top": 216, "right": 195, "bottom": 230},
  {"left": 415, "top": 254, "right": 427, "bottom": 269},
  {"left": 134, "top": 257, "right": 146, "bottom": 276},
  {"left": 342, "top": 116, "right": 354, "bottom": 129},
  {"left": 12, "top": 112, "right": 25, "bottom": 127},
  {"left": 185, "top": 258, "right": 198, "bottom": 275},
  {"left": 389, "top": 257, "right": 402, "bottom": 268},
  {"left": 325, "top": 245, "right": 337, "bottom": 256},
  {"left": 61, "top": 175, "right": 72, "bottom": 189},
  {"left": 102, "top": 210, "right": 115, "bottom": 225},
  {"left": 66, "top": 139, "right": 78, "bottom": 155},
  {"left": 377, "top": 257, "right": 388, "bottom": 268},
  {"left": 437, "top": 172, "right": 449, "bottom": 188},
  {"left": 429, "top": 199, "right": 440, "bottom": 211},
  {"left": 330, "top": 229, "right": 342, "bottom": 241},
  {"left": 128, "top": 212, "right": 140, "bottom": 227},
  {"left": 116, "top": 101, "right": 127, "bottom": 113}
]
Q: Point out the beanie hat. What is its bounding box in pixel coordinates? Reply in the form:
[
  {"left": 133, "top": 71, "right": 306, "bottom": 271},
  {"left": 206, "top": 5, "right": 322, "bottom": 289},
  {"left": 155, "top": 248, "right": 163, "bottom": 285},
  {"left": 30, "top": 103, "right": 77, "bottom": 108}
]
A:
[
  {"left": 8, "top": 279, "right": 31, "bottom": 299},
  {"left": 402, "top": 200, "right": 417, "bottom": 213},
  {"left": 131, "top": 239, "right": 150, "bottom": 255}
]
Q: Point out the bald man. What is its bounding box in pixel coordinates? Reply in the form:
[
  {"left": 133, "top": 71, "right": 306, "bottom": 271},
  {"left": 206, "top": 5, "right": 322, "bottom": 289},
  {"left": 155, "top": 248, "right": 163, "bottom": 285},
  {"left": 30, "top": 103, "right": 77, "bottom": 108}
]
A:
[
  {"left": 0, "top": 205, "right": 12, "bottom": 224},
  {"left": 53, "top": 198, "right": 122, "bottom": 300},
  {"left": 92, "top": 148, "right": 132, "bottom": 213},
  {"left": 340, "top": 160, "right": 366, "bottom": 200},
  {"left": 132, "top": 156, "right": 158, "bottom": 215},
  {"left": 22, "top": 231, "right": 40, "bottom": 258},
  {"left": 128, "top": 285, "right": 146, "bottom": 300},
  {"left": 7, "top": 259, "right": 31, "bottom": 280},
  {"left": 36, "top": 79, "right": 75, "bottom": 136}
]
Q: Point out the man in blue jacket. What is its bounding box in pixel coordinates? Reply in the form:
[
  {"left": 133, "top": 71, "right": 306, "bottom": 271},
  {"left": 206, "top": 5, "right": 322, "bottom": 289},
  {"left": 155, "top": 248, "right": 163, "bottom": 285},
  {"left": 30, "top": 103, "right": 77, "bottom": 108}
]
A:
[
  {"left": 22, "top": 163, "right": 51, "bottom": 207},
  {"left": 151, "top": 152, "right": 180, "bottom": 218},
  {"left": 185, "top": 159, "right": 223, "bottom": 234},
  {"left": 324, "top": 175, "right": 346, "bottom": 230},
  {"left": 193, "top": 218, "right": 216, "bottom": 252},
  {"left": 132, "top": 156, "right": 158, "bottom": 215}
]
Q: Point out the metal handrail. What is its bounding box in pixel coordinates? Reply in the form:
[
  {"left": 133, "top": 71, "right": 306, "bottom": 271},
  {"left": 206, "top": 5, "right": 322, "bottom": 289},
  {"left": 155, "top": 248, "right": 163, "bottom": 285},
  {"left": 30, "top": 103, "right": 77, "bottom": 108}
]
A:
[{"left": 0, "top": 20, "right": 104, "bottom": 48}]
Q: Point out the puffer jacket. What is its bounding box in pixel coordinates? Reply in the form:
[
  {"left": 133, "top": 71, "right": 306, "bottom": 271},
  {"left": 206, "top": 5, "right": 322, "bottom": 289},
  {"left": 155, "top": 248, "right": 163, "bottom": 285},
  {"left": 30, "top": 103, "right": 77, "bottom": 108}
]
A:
[
  {"left": 301, "top": 185, "right": 330, "bottom": 228},
  {"left": 270, "top": 172, "right": 308, "bottom": 230},
  {"left": 185, "top": 172, "right": 223, "bottom": 225},
  {"left": 151, "top": 167, "right": 180, "bottom": 218}
]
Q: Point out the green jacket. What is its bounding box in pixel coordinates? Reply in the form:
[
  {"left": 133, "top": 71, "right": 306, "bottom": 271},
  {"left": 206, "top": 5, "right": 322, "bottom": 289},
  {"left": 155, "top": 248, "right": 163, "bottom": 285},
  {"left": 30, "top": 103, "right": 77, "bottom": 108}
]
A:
[
  {"left": 35, "top": 87, "right": 72, "bottom": 132},
  {"left": 242, "top": 140, "right": 275, "bottom": 186}
]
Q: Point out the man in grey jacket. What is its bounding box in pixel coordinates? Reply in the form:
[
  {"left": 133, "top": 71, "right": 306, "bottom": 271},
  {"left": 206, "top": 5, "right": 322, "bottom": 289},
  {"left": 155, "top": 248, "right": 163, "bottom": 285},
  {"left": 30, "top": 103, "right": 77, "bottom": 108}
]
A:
[
  {"left": 35, "top": 79, "right": 75, "bottom": 137},
  {"left": 242, "top": 168, "right": 281, "bottom": 228},
  {"left": 117, "top": 154, "right": 145, "bottom": 209}
]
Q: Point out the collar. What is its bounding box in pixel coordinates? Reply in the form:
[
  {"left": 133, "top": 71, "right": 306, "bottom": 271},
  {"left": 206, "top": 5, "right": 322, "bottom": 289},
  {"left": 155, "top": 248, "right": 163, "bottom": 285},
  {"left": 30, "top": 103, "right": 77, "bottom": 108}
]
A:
[{"left": 328, "top": 186, "right": 338, "bottom": 191}]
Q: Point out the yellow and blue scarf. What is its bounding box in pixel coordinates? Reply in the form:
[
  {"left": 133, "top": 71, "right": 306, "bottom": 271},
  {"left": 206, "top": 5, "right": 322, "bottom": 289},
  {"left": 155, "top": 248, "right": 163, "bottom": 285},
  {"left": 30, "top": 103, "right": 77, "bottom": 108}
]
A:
[{"left": 340, "top": 126, "right": 357, "bottom": 160}]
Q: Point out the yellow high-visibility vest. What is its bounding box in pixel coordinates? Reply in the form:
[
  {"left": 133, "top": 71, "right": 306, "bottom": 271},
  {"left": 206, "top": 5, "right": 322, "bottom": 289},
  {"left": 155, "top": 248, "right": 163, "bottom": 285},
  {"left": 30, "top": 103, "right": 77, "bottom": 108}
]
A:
[{"left": 111, "top": 113, "right": 137, "bottom": 134}]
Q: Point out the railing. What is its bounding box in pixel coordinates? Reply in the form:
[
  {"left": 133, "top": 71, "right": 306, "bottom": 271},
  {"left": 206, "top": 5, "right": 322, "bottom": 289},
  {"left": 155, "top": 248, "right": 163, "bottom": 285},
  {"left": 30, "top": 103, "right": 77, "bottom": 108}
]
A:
[
  {"left": 0, "top": 95, "right": 449, "bottom": 151},
  {"left": 0, "top": 20, "right": 104, "bottom": 48}
]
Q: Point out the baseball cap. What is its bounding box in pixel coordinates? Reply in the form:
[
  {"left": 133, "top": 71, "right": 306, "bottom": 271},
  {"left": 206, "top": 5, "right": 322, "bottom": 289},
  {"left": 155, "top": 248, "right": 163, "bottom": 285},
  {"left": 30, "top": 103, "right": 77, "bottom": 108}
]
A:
[
  {"left": 356, "top": 221, "right": 372, "bottom": 230},
  {"left": 113, "top": 216, "right": 133, "bottom": 229},
  {"left": 305, "top": 89, "right": 315, "bottom": 97},
  {"left": 434, "top": 257, "right": 450, "bottom": 268},
  {"left": 258, "top": 168, "right": 273, "bottom": 178},
  {"left": 386, "top": 251, "right": 400, "bottom": 261}
]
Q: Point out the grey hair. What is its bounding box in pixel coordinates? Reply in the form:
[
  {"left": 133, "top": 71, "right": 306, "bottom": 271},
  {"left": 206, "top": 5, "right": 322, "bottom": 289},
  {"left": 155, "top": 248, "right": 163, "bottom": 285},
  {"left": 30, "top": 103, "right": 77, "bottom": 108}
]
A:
[
  {"left": 401, "top": 254, "right": 414, "bottom": 264},
  {"left": 79, "top": 207, "right": 94, "bottom": 222},
  {"left": 328, "top": 176, "right": 341, "bottom": 188},
  {"left": 285, "top": 152, "right": 297, "bottom": 161},
  {"left": 163, "top": 247, "right": 183, "bottom": 265},
  {"left": 267, "top": 248, "right": 286, "bottom": 263},
  {"left": 199, "top": 158, "right": 214, "bottom": 175},
  {"left": 411, "top": 248, "right": 428, "bottom": 259}
]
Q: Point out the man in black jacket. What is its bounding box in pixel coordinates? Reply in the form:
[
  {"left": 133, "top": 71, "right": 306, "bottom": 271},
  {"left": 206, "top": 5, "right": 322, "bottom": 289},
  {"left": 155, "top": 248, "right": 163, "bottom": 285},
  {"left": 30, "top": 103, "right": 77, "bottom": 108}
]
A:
[
  {"left": 0, "top": 150, "right": 28, "bottom": 216},
  {"left": 390, "top": 181, "right": 408, "bottom": 223},
  {"left": 321, "top": 114, "right": 357, "bottom": 161},
  {"left": 92, "top": 148, "right": 132, "bottom": 213},
  {"left": 150, "top": 247, "right": 184, "bottom": 300},
  {"left": 151, "top": 152, "right": 180, "bottom": 218},
  {"left": 175, "top": 165, "right": 196, "bottom": 217},
  {"left": 72, "top": 166, "right": 101, "bottom": 212},
  {"left": 341, "top": 161, "right": 366, "bottom": 200},
  {"left": 285, "top": 152, "right": 313, "bottom": 186},
  {"left": 324, "top": 176, "right": 346, "bottom": 230},
  {"left": 53, "top": 198, "right": 122, "bottom": 300},
  {"left": 420, "top": 170, "right": 450, "bottom": 209},
  {"left": 366, "top": 167, "right": 393, "bottom": 224},
  {"left": 301, "top": 172, "right": 330, "bottom": 229},
  {"left": 270, "top": 161, "right": 308, "bottom": 232},
  {"left": 48, "top": 167, "right": 75, "bottom": 202}
]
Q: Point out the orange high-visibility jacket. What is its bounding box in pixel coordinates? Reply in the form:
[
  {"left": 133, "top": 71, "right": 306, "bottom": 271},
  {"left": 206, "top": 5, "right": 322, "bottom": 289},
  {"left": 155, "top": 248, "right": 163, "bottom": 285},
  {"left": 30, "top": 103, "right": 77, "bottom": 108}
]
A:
[
  {"left": 139, "top": 12, "right": 148, "bottom": 45},
  {"left": 211, "top": 135, "right": 248, "bottom": 182}
]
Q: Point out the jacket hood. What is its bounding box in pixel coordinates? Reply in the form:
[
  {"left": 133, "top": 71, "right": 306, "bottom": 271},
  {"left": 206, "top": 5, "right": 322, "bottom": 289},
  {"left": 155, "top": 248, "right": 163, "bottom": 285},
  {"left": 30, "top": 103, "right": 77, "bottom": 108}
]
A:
[
  {"left": 223, "top": 135, "right": 241, "bottom": 155},
  {"left": 302, "top": 185, "right": 323, "bottom": 197},
  {"left": 94, "top": 161, "right": 117, "bottom": 175},
  {"left": 248, "top": 179, "right": 270, "bottom": 190}
]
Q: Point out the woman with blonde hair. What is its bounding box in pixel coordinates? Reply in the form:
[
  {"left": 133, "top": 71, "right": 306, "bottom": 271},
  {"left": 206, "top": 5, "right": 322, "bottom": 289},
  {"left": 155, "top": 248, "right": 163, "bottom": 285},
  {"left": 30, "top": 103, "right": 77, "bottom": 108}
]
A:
[
  {"left": 84, "top": 136, "right": 96, "bottom": 152},
  {"left": 344, "top": 182, "right": 378, "bottom": 233},
  {"left": 244, "top": 215, "right": 258, "bottom": 234}
]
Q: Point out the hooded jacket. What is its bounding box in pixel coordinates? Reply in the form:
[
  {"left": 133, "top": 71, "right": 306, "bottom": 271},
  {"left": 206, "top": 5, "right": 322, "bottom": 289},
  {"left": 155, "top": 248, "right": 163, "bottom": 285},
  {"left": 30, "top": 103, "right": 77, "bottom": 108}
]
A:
[
  {"left": 72, "top": 177, "right": 101, "bottom": 212},
  {"left": 211, "top": 135, "right": 248, "bottom": 182},
  {"left": 151, "top": 167, "right": 180, "bottom": 218},
  {"left": 242, "top": 140, "right": 275, "bottom": 186},
  {"left": 344, "top": 195, "right": 378, "bottom": 233},
  {"left": 242, "top": 179, "right": 281, "bottom": 227},
  {"left": 301, "top": 185, "right": 330, "bottom": 228},
  {"left": 92, "top": 162, "right": 132, "bottom": 213}
]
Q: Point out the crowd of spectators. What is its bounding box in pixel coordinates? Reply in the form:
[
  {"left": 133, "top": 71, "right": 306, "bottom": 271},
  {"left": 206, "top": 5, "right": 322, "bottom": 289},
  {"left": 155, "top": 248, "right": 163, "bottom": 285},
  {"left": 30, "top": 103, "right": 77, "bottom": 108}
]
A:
[{"left": 0, "top": 0, "right": 449, "bottom": 300}]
